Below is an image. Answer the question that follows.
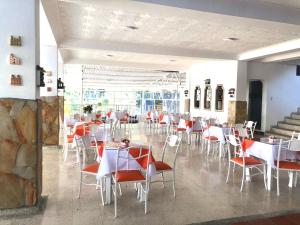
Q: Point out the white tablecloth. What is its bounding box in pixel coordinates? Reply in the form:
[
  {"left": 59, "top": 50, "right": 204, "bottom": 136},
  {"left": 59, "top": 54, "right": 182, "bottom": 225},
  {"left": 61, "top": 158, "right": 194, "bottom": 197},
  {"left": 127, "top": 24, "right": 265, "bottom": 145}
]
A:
[
  {"left": 243, "top": 139, "right": 300, "bottom": 190},
  {"left": 97, "top": 146, "right": 156, "bottom": 179},
  {"left": 72, "top": 124, "right": 112, "bottom": 148},
  {"left": 202, "top": 126, "right": 230, "bottom": 144},
  {"left": 244, "top": 140, "right": 300, "bottom": 168}
]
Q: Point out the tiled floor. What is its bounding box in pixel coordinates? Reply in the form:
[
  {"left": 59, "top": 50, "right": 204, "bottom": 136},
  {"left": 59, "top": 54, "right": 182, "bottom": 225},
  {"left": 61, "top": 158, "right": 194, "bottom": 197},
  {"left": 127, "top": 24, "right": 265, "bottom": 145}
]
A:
[{"left": 1, "top": 124, "right": 300, "bottom": 225}]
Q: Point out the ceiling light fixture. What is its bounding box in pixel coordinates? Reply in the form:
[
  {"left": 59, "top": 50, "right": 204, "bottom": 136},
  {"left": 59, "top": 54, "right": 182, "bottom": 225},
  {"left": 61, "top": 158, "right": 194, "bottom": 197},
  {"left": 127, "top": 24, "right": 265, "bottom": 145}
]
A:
[
  {"left": 170, "top": 59, "right": 176, "bottom": 62},
  {"left": 107, "top": 54, "right": 114, "bottom": 57},
  {"left": 125, "top": 25, "right": 139, "bottom": 30},
  {"left": 223, "top": 37, "right": 239, "bottom": 41}
]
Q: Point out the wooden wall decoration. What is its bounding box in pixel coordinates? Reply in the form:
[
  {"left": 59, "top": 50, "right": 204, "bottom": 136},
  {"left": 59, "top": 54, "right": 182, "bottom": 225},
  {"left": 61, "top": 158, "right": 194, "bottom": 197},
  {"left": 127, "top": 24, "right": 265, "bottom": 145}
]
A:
[
  {"left": 11, "top": 75, "right": 22, "bottom": 86},
  {"left": 10, "top": 35, "right": 22, "bottom": 46},
  {"left": 9, "top": 53, "right": 21, "bottom": 65}
]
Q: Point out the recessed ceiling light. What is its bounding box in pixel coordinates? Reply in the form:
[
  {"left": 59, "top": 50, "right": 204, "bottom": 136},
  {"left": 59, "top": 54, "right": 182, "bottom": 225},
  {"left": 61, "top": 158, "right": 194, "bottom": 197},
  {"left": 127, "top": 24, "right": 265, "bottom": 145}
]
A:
[
  {"left": 125, "top": 26, "right": 139, "bottom": 30},
  {"left": 223, "top": 37, "right": 239, "bottom": 41}
]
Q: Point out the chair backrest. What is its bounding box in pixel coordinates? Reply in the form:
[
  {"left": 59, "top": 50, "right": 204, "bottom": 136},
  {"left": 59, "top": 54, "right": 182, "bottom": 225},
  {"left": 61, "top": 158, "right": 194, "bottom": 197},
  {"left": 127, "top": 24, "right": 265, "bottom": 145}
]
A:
[
  {"left": 291, "top": 131, "right": 300, "bottom": 140},
  {"left": 192, "top": 119, "right": 202, "bottom": 131},
  {"left": 201, "top": 119, "right": 208, "bottom": 129},
  {"left": 161, "top": 134, "right": 182, "bottom": 168},
  {"left": 115, "top": 145, "right": 152, "bottom": 179},
  {"left": 277, "top": 139, "right": 300, "bottom": 168},
  {"left": 75, "top": 135, "right": 91, "bottom": 168},
  {"left": 235, "top": 123, "right": 249, "bottom": 138},
  {"left": 225, "top": 134, "right": 243, "bottom": 159},
  {"left": 178, "top": 118, "right": 187, "bottom": 128},
  {"left": 89, "top": 124, "right": 99, "bottom": 135}
]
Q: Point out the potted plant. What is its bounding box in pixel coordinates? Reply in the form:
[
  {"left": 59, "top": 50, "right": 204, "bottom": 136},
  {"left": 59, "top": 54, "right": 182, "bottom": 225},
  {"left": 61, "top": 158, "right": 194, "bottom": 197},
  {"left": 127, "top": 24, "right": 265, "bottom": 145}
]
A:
[{"left": 83, "top": 104, "right": 93, "bottom": 114}]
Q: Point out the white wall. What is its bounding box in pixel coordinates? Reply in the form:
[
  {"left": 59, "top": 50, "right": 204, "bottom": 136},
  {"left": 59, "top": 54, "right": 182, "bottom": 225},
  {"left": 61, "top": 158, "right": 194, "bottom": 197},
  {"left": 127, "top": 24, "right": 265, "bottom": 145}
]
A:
[
  {"left": 187, "top": 60, "right": 238, "bottom": 123},
  {"left": 40, "top": 3, "right": 58, "bottom": 97},
  {"left": 40, "top": 45, "right": 58, "bottom": 96},
  {"left": 0, "top": 0, "right": 39, "bottom": 100},
  {"left": 248, "top": 62, "right": 300, "bottom": 131}
]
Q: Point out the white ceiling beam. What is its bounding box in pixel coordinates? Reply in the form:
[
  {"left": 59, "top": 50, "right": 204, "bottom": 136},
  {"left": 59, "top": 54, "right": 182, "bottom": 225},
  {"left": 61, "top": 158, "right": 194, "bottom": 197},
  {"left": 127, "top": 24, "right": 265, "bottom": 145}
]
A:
[
  {"left": 65, "top": 58, "right": 189, "bottom": 71},
  {"left": 238, "top": 38, "right": 300, "bottom": 61},
  {"left": 59, "top": 38, "right": 233, "bottom": 60},
  {"left": 258, "top": 51, "right": 300, "bottom": 63},
  {"left": 136, "top": 0, "right": 300, "bottom": 26}
]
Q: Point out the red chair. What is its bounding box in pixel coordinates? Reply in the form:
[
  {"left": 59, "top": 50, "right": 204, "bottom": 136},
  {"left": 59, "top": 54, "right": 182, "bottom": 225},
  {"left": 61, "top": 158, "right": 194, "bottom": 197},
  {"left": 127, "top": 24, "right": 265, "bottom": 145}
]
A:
[
  {"left": 275, "top": 139, "right": 300, "bottom": 196},
  {"left": 152, "top": 134, "right": 182, "bottom": 197},
  {"left": 75, "top": 136, "right": 104, "bottom": 205},
  {"left": 64, "top": 124, "right": 86, "bottom": 162},
  {"left": 112, "top": 146, "right": 152, "bottom": 217},
  {"left": 225, "top": 135, "right": 267, "bottom": 192}
]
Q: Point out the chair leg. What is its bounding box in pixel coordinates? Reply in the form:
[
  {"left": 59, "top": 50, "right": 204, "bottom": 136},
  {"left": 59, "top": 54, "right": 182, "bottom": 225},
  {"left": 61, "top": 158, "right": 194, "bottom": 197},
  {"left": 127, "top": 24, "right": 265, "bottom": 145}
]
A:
[
  {"left": 78, "top": 172, "right": 82, "bottom": 199},
  {"left": 263, "top": 164, "right": 267, "bottom": 190},
  {"left": 226, "top": 162, "right": 231, "bottom": 183},
  {"left": 240, "top": 167, "right": 245, "bottom": 192},
  {"left": 145, "top": 182, "right": 149, "bottom": 214},
  {"left": 161, "top": 172, "right": 165, "bottom": 188},
  {"left": 172, "top": 170, "right": 176, "bottom": 198},
  {"left": 97, "top": 178, "right": 104, "bottom": 206},
  {"left": 207, "top": 141, "right": 211, "bottom": 157},
  {"left": 114, "top": 183, "right": 118, "bottom": 218},
  {"left": 277, "top": 169, "right": 280, "bottom": 196}
]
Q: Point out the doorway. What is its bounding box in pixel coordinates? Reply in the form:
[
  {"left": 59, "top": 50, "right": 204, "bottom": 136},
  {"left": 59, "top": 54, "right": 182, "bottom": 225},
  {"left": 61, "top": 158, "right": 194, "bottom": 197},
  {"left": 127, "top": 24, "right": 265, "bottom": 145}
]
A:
[{"left": 248, "top": 80, "right": 263, "bottom": 130}]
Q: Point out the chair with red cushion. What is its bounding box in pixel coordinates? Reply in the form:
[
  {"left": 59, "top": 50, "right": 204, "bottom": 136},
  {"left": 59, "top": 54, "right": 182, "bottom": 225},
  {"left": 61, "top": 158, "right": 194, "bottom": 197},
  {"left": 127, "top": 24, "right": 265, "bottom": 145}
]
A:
[
  {"left": 275, "top": 139, "right": 300, "bottom": 196},
  {"left": 225, "top": 135, "right": 267, "bottom": 192},
  {"left": 75, "top": 135, "right": 104, "bottom": 205},
  {"left": 201, "top": 120, "right": 220, "bottom": 157},
  {"left": 112, "top": 146, "right": 152, "bottom": 217},
  {"left": 64, "top": 124, "right": 86, "bottom": 162},
  {"left": 152, "top": 134, "right": 182, "bottom": 197}
]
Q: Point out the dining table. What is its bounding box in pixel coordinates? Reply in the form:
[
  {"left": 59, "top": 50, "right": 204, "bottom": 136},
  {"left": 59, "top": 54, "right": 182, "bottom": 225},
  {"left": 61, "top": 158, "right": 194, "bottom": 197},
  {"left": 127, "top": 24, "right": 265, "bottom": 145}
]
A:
[
  {"left": 97, "top": 142, "right": 156, "bottom": 205},
  {"left": 242, "top": 138, "right": 300, "bottom": 190},
  {"left": 202, "top": 125, "right": 231, "bottom": 158},
  {"left": 71, "top": 122, "right": 112, "bottom": 148}
]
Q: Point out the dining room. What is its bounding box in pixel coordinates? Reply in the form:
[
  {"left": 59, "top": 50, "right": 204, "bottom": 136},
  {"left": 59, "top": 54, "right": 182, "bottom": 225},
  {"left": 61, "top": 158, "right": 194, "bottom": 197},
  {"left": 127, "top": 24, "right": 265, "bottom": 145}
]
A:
[{"left": 1, "top": 0, "right": 300, "bottom": 225}]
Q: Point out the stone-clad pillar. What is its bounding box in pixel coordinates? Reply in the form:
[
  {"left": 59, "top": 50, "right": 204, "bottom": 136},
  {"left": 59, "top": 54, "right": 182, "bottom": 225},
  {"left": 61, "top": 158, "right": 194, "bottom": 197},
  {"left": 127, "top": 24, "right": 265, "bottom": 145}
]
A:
[
  {"left": 0, "top": 98, "right": 42, "bottom": 209},
  {"left": 228, "top": 101, "right": 247, "bottom": 125},
  {"left": 41, "top": 97, "right": 59, "bottom": 145}
]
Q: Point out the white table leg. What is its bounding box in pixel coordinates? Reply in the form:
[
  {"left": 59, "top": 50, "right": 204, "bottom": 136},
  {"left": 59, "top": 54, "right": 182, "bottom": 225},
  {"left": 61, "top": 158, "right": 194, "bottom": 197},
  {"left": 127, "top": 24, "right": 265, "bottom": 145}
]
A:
[
  {"left": 104, "top": 175, "right": 112, "bottom": 205},
  {"left": 267, "top": 165, "right": 272, "bottom": 191},
  {"left": 245, "top": 168, "right": 251, "bottom": 181},
  {"left": 288, "top": 171, "right": 294, "bottom": 188}
]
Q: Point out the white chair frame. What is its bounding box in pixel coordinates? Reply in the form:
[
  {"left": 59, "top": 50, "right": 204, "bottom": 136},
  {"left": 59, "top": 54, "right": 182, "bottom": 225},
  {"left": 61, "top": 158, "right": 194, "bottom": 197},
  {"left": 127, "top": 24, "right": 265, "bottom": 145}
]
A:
[
  {"left": 151, "top": 134, "right": 182, "bottom": 197},
  {"left": 225, "top": 135, "right": 267, "bottom": 192},
  {"left": 275, "top": 139, "right": 300, "bottom": 196},
  {"left": 113, "top": 146, "right": 152, "bottom": 218}
]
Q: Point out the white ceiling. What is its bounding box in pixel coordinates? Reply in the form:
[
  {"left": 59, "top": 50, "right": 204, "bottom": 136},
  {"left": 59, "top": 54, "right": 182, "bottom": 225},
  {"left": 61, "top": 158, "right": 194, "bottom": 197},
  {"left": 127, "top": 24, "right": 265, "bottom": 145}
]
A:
[{"left": 42, "top": 0, "right": 300, "bottom": 71}]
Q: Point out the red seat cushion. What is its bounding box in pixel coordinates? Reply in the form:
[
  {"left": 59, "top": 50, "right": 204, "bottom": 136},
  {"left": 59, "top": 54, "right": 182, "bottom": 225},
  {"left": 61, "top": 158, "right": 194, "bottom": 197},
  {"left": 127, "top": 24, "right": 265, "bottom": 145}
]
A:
[
  {"left": 231, "top": 157, "right": 263, "bottom": 166},
  {"left": 67, "top": 137, "right": 73, "bottom": 143},
  {"left": 192, "top": 130, "right": 202, "bottom": 133},
  {"left": 115, "top": 170, "right": 145, "bottom": 182},
  {"left": 155, "top": 161, "right": 172, "bottom": 171},
  {"left": 177, "top": 128, "right": 186, "bottom": 132},
  {"left": 204, "top": 136, "right": 218, "bottom": 141},
  {"left": 159, "top": 122, "right": 167, "bottom": 124},
  {"left": 90, "top": 140, "right": 104, "bottom": 147},
  {"left": 82, "top": 162, "right": 100, "bottom": 174},
  {"left": 275, "top": 161, "right": 300, "bottom": 170}
]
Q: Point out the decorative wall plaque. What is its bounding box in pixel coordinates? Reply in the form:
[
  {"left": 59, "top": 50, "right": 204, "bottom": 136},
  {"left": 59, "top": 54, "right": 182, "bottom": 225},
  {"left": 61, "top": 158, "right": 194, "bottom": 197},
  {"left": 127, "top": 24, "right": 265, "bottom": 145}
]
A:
[
  {"left": 9, "top": 53, "right": 21, "bottom": 65},
  {"left": 11, "top": 74, "right": 22, "bottom": 86},
  {"left": 10, "top": 35, "right": 22, "bottom": 46},
  {"left": 47, "top": 87, "right": 52, "bottom": 92},
  {"left": 215, "top": 85, "right": 224, "bottom": 111}
]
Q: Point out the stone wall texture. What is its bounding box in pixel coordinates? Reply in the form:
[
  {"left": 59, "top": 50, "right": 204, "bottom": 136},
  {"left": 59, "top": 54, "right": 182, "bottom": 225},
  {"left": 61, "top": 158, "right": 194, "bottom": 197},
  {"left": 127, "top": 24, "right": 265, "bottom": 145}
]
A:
[
  {"left": 41, "top": 97, "right": 59, "bottom": 145},
  {"left": 228, "top": 101, "right": 248, "bottom": 125},
  {"left": 0, "top": 98, "right": 41, "bottom": 209}
]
